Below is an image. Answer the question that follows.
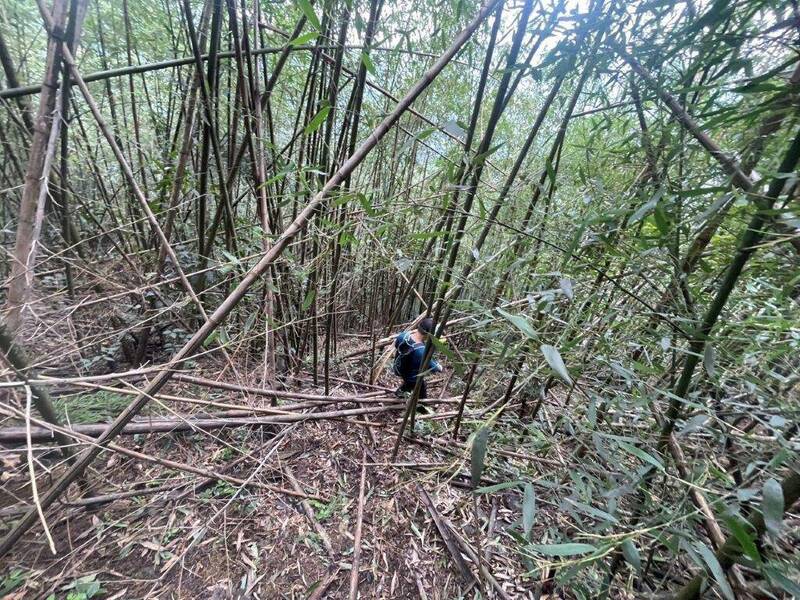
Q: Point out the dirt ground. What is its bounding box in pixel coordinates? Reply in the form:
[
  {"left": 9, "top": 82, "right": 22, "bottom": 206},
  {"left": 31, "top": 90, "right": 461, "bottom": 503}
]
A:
[{"left": 1, "top": 359, "right": 550, "bottom": 600}]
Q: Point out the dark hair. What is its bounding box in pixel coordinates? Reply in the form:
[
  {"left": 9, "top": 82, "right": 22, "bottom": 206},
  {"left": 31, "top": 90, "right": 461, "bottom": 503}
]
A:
[{"left": 418, "top": 317, "right": 434, "bottom": 335}]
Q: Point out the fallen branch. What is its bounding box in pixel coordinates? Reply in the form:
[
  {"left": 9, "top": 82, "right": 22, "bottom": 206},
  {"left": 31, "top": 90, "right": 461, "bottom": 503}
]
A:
[
  {"left": 171, "top": 373, "right": 388, "bottom": 402},
  {"left": 0, "top": 406, "right": 321, "bottom": 501},
  {"left": 417, "top": 485, "right": 475, "bottom": 585},
  {"left": 0, "top": 405, "right": 402, "bottom": 443},
  {"left": 349, "top": 451, "right": 368, "bottom": 600},
  {"left": 285, "top": 463, "right": 337, "bottom": 561}
]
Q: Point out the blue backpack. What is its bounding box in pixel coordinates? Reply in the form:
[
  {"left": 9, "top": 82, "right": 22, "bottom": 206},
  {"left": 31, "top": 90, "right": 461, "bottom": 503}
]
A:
[{"left": 393, "top": 331, "right": 416, "bottom": 377}]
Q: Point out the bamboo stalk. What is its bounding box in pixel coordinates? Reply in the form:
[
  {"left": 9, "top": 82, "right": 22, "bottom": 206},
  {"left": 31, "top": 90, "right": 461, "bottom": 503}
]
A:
[
  {"left": 0, "top": 406, "right": 390, "bottom": 442},
  {"left": 4, "top": 0, "right": 71, "bottom": 335},
  {"left": 348, "top": 451, "right": 368, "bottom": 599}
]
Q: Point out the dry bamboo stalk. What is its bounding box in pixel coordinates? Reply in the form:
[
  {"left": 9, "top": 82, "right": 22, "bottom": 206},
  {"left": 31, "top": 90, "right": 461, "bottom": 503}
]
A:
[
  {"left": 23, "top": 385, "right": 56, "bottom": 554},
  {"left": 1, "top": 405, "right": 320, "bottom": 501},
  {"left": 0, "top": 44, "right": 337, "bottom": 100},
  {"left": 4, "top": 0, "right": 70, "bottom": 334},
  {"left": 286, "top": 462, "right": 337, "bottom": 560},
  {"left": 612, "top": 43, "right": 752, "bottom": 190},
  {"left": 0, "top": 405, "right": 400, "bottom": 443},
  {"left": 172, "top": 372, "right": 388, "bottom": 401},
  {"left": 308, "top": 570, "right": 341, "bottom": 600},
  {"left": 349, "top": 451, "right": 368, "bottom": 599}
]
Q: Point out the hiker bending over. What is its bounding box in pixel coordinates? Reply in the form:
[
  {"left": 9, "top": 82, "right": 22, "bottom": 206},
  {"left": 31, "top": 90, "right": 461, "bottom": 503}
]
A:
[{"left": 393, "top": 317, "right": 443, "bottom": 400}]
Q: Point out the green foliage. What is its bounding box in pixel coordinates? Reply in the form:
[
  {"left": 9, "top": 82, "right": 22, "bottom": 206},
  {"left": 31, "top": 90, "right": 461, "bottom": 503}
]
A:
[
  {"left": 54, "top": 391, "right": 133, "bottom": 424},
  {"left": 60, "top": 575, "right": 104, "bottom": 600},
  {"left": 309, "top": 494, "right": 345, "bottom": 522},
  {"left": 470, "top": 426, "right": 490, "bottom": 490},
  {"left": 0, "top": 569, "right": 25, "bottom": 595}
]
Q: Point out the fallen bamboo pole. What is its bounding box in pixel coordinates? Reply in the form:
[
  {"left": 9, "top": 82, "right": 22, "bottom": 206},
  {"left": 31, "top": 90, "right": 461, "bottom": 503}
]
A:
[
  {"left": 171, "top": 373, "right": 388, "bottom": 401},
  {"left": 349, "top": 451, "right": 368, "bottom": 600},
  {"left": 0, "top": 0, "right": 502, "bottom": 556},
  {"left": 0, "top": 407, "right": 320, "bottom": 501},
  {"left": 0, "top": 406, "right": 402, "bottom": 443}
]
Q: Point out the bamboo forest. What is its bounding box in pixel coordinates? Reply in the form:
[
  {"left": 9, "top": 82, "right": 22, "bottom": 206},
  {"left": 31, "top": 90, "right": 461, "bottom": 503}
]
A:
[{"left": 0, "top": 0, "right": 798, "bottom": 597}]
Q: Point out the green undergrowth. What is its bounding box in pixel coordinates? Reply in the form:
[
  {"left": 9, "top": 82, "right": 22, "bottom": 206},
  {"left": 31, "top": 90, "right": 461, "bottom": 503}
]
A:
[{"left": 53, "top": 390, "right": 148, "bottom": 424}]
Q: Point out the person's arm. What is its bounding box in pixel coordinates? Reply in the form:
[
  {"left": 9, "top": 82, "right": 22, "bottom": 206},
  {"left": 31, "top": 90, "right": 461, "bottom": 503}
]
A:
[{"left": 417, "top": 346, "right": 442, "bottom": 374}]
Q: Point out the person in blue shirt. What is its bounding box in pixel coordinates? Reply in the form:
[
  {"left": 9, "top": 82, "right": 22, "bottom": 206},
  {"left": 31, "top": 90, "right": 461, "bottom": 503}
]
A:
[{"left": 393, "top": 317, "right": 443, "bottom": 401}]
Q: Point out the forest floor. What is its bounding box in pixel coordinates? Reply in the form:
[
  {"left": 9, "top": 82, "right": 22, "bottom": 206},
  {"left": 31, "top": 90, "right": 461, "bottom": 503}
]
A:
[
  {"left": 0, "top": 271, "right": 582, "bottom": 599},
  {"left": 1, "top": 359, "right": 561, "bottom": 599}
]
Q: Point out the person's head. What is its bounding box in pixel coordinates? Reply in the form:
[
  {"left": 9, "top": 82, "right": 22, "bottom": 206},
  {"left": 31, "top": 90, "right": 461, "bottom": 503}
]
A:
[{"left": 418, "top": 317, "right": 434, "bottom": 338}]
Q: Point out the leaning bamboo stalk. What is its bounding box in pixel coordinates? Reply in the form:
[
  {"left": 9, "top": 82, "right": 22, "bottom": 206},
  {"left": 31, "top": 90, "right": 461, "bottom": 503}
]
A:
[
  {"left": 659, "top": 130, "right": 800, "bottom": 444},
  {"left": 0, "top": 45, "right": 333, "bottom": 101},
  {"left": 604, "top": 128, "right": 800, "bottom": 590},
  {"left": 0, "top": 0, "right": 502, "bottom": 556},
  {"left": 612, "top": 42, "right": 752, "bottom": 189},
  {"left": 0, "top": 30, "right": 35, "bottom": 129}
]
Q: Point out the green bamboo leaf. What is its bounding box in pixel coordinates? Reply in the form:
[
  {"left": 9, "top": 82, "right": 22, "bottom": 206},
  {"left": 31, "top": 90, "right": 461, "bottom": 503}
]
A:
[
  {"left": 764, "top": 564, "right": 800, "bottom": 597},
  {"left": 621, "top": 540, "right": 641, "bottom": 574},
  {"left": 558, "top": 277, "right": 573, "bottom": 300},
  {"left": 529, "top": 543, "right": 597, "bottom": 557},
  {"left": 357, "top": 193, "right": 377, "bottom": 216},
  {"left": 694, "top": 541, "right": 734, "bottom": 600},
  {"left": 296, "top": 0, "right": 320, "bottom": 30},
  {"left": 762, "top": 478, "right": 784, "bottom": 537},
  {"left": 540, "top": 344, "right": 572, "bottom": 385},
  {"left": 289, "top": 31, "right": 318, "bottom": 46},
  {"left": 301, "top": 289, "right": 316, "bottom": 311},
  {"left": 202, "top": 331, "right": 218, "bottom": 348},
  {"left": 304, "top": 104, "right": 331, "bottom": 135},
  {"left": 361, "top": 51, "right": 376, "bottom": 75},
  {"left": 416, "top": 127, "right": 435, "bottom": 142},
  {"left": 561, "top": 222, "right": 586, "bottom": 269},
  {"left": 703, "top": 344, "right": 715, "bottom": 377},
  {"left": 545, "top": 158, "right": 556, "bottom": 186},
  {"left": 522, "top": 483, "right": 536, "bottom": 540},
  {"left": 721, "top": 510, "right": 760, "bottom": 564},
  {"left": 630, "top": 197, "right": 658, "bottom": 223},
  {"left": 653, "top": 205, "right": 670, "bottom": 235},
  {"left": 470, "top": 427, "right": 490, "bottom": 490},
  {"left": 618, "top": 441, "right": 664, "bottom": 471},
  {"left": 630, "top": 188, "right": 663, "bottom": 223},
  {"left": 497, "top": 308, "right": 536, "bottom": 339}
]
